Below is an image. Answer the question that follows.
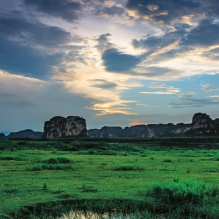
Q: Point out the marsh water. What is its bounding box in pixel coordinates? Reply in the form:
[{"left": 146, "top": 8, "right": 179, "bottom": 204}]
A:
[
  {"left": 59, "top": 211, "right": 134, "bottom": 219},
  {"left": 58, "top": 211, "right": 165, "bottom": 219}
]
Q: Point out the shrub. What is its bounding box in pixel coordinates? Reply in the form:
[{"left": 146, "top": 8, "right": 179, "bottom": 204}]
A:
[
  {"left": 31, "top": 164, "right": 43, "bottom": 171},
  {"left": 213, "top": 157, "right": 219, "bottom": 161},
  {"left": 80, "top": 184, "right": 98, "bottom": 193},
  {"left": 148, "top": 180, "right": 217, "bottom": 205},
  {"left": 114, "top": 165, "right": 144, "bottom": 171},
  {"left": 3, "top": 189, "right": 19, "bottom": 194},
  {"left": 0, "top": 156, "right": 25, "bottom": 161},
  {"left": 43, "top": 157, "right": 72, "bottom": 164},
  {"left": 29, "top": 164, "right": 73, "bottom": 171},
  {"left": 43, "top": 183, "right": 47, "bottom": 190},
  {"left": 163, "top": 159, "right": 172, "bottom": 162},
  {"left": 51, "top": 164, "right": 72, "bottom": 170}
]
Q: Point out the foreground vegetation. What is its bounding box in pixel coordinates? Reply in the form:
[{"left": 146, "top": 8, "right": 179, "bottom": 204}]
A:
[{"left": 0, "top": 138, "right": 219, "bottom": 218}]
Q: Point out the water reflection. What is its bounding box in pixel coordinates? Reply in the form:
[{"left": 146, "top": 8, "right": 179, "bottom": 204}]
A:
[
  {"left": 59, "top": 211, "right": 139, "bottom": 219},
  {"left": 59, "top": 210, "right": 166, "bottom": 219}
]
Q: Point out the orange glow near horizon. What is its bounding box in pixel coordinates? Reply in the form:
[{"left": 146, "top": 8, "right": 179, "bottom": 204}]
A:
[{"left": 129, "top": 120, "right": 148, "bottom": 126}]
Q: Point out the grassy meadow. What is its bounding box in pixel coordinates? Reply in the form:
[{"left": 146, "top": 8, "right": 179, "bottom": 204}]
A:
[{"left": 1, "top": 138, "right": 219, "bottom": 218}]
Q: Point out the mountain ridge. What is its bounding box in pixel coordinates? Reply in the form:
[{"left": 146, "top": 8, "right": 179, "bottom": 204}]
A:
[
  {"left": 88, "top": 113, "right": 219, "bottom": 138},
  {"left": 1, "top": 112, "right": 218, "bottom": 139}
]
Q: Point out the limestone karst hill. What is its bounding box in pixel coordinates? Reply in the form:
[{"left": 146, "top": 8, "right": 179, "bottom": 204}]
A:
[
  {"left": 185, "top": 113, "right": 219, "bottom": 135},
  {"left": 88, "top": 112, "right": 219, "bottom": 138},
  {"left": 42, "top": 116, "right": 87, "bottom": 139},
  {"left": 0, "top": 133, "right": 6, "bottom": 140},
  {"left": 5, "top": 129, "right": 42, "bottom": 139},
  {"left": 1, "top": 113, "right": 218, "bottom": 139}
]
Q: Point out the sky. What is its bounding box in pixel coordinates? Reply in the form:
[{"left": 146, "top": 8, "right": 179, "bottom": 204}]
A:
[{"left": 1, "top": 0, "right": 219, "bottom": 133}]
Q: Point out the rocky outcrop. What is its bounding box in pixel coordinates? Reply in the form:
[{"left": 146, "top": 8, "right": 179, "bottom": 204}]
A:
[
  {"left": 88, "top": 123, "right": 192, "bottom": 138},
  {"left": 42, "top": 116, "right": 87, "bottom": 139},
  {"left": 88, "top": 113, "right": 218, "bottom": 138},
  {"left": 88, "top": 126, "right": 123, "bottom": 138},
  {"left": 0, "top": 133, "right": 6, "bottom": 140},
  {"left": 7, "top": 129, "right": 43, "bottom": 139},
  {"left": 185, "top": 113, "right": 219, "bottom": 135},
  {"left": 147, "top": 123, "right": 192, "bottom": 137}
]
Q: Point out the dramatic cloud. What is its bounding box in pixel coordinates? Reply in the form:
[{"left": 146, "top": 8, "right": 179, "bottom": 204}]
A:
[
  {"left": 0, "top": 18, "right": 72, "bottom": 47},
  {"left": 132, "top": 30, "right": 185, "bottom": 50},
  {"left": 96, "top": 5, "right": 124, "bottom": 17},
  {"left": 92, "top": 0, "right": 134, "bottom": 26},
  {"left": 0, "top": 39, "right": 62, "bottom": 79},
  {"left": 132, "top": 30, "right": 184, "bottom": 66},
  {"left": 0, "top": 16, "right": 85, "bottom": 79},
  {"left": 126, "top": 0, "right": 201, "bottom": 27},
  {"left": 1, "top": 0, "right": 219, "bottom": 132},
  {"left": 95, "top": 33, "right": 113, "bottom": 53},
  {"left": 91, "top": 103, "right": 135, "bottom": 116},
  {"left": 183, "top": 19, "right": 219, "bottom": 47},
  {"left": 24, "top": 0, "right": 83, "bottom": 22},
  {"left": 102, "top": 48, "right": 141, "bottom": 72}
]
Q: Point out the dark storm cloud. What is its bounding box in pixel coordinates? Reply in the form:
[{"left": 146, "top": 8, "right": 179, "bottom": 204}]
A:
[
  {"left": 23, "top": 0, "right": 82, "bottom": 22},
  {"left": 0, "top": 14, "right": 86, "bottom": 79},
  {"left": 132, "top": 18, "right": 219, "bottom": 64},
  {"left": 0, "top": 18, "right": 71, "bottom": 47},
  {"left": 96, "top": 5, "right": 124, "bottom": 16},
  {"left": 96, "top": 33, "right": 142, "bottom": 73},
  {"left": 126, "top": 0, "right": 201, "bottom": 25},
  {"left": 91, "top": 79, "right": 118, "bottom": 89},
  {"left": 101, "top": 47, "right": 183, "bottom": 78},
  {"left": 204, "top": 1, "right": 219, "bottom": 17},
  {"left": 102, "top": 48, "right": 141, "bottom": 72},
  {"left": 97, "top": 32, "right": 183, "bottom": 77},
  {"left": 183, "top": 19, "right": 219, "bottom": 47},
  {"left": 132, "top": 30, "right": 185, "bottom": 50},
  {"left": 131, "top": 29, "right": 189, "bottom": 65},
  {"left": 0, "top": 17, "right": 73, "bottom": 78},
  {"left": 95, "top": 33, "right": 113, "bottom": 52},
  {"left": 0, "top": 39, "right": 62, "bottom": 78}
]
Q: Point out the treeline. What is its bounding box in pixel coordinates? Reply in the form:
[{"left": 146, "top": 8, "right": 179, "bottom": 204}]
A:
[{"left": 0, "top": 136, "right": 219, "bottom": 151}]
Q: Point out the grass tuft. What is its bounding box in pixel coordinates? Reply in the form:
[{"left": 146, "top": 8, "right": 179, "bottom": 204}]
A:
[
  {"left": 148, "top": 179, "right": 218, "bottom": 205},
  {"left": 114, "top": 165, "right": 144, "bottom": 171}
]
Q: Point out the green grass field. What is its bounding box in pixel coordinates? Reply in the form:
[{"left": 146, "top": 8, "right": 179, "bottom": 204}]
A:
[{"left": 1, "top": 138, "right": 219, "bottom": 218}]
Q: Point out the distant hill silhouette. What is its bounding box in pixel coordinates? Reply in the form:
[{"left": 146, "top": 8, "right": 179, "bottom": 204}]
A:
[
  {"left": 7, "top": 129, "right": 43, "bottom": 139},
  {"left": 1, "top": 112, "right": 218, "bottom": 140},
  {"left": 88, "top": 113, "right": 219, "bottom": 138}
]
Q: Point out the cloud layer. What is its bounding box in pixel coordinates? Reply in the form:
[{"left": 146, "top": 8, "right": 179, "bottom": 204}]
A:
[{"left": 1, "top": 0, "right": 219, "bottom": 132}]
